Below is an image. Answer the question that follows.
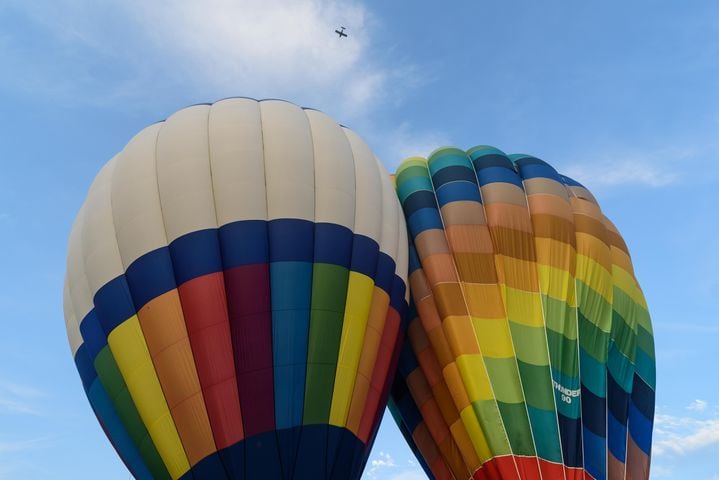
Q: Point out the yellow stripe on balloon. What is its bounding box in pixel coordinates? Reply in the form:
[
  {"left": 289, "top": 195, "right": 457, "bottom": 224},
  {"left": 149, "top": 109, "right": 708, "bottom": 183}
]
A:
[
  {"left": 329, "top": 271, "right": 375, "bottom": 427},
  {"left": 501, "top": 287, "right": 545, "bottom": 327},
  {"left": 576, "top": 254, "right": 614, "bottom": 303},
  {"left": 107, "top": 316, "right": 190, "bottom": 479},
  {"left": 459, "top": 405, "right": 492, "bottom": 462},
  {"left": 470, "top": 318, "right": 514, "bottom": 358},
  {"left": 537, "top": 264, "right": 576, "bottom": 305},
  {"left": 613, "top": 266, "right": 648, "bottom": 309},
  {"left": 455, "top": 355, "right": 493, "bottom": 401}
]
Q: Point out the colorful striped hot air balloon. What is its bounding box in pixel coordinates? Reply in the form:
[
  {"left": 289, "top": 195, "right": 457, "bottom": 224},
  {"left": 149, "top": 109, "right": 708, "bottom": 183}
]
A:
[
  {"left": 390, "top": 146, "right": 655, "bottom": 480},
  {"left": 63, "top": 98, "right": 409, "bottom": 480}
]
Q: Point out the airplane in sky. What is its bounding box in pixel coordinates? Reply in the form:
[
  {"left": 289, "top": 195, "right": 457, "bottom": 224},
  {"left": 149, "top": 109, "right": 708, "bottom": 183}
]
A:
[{"left": 335, "top": 26, "right": 347, "bottom": 38}]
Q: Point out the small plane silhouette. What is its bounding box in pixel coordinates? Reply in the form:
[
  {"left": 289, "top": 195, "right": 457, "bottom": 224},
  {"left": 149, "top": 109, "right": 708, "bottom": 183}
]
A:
[{"left": 335, "top": 26, "right": 347, "bottom": 38}]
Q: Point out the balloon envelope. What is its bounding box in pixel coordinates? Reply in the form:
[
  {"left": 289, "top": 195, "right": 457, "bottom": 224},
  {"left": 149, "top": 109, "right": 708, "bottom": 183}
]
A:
[
  {"left": 63, "top": 98, "right": 409, "bottom": 480},
  {"left": 390, "top": 146, "right": 655, "bottom": 480}
]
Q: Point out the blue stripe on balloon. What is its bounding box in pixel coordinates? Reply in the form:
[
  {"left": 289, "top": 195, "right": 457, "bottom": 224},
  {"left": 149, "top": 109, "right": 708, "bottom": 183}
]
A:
[
  {"left": 375, "top": 252, "right": 395, "bottom": 296},
  {"left": 170, "top": 228, "right": 223, "bottom": 285},
  {"left": 390, "top": 276, "right": 407, "bottom": 317},
  {"left": 219, "top": 220, "right": 269, "bottom": 268},
  {"left": 560, "top": 175, "right": 586, "bottom": 188},
  {"left": 550, "top": 368, "right": 581, "bottom": 419},
  {"left": 397, "top": 176, "right": 433, "bottom": 204},
  {"left": 349, "top": 235, "right": 379, "bottom": 279},
  {"left": 125, "top": 247, "right": 176, "bottom": 310},
  {"left": 270, "top": 261, "right": 312, "bottom": 429},
  {"left": 315, "top": 223, "right": 353, "bottom": 268},
  {"left": 402, "top": 190, "right": 439, "bottom": 218},
  {"left": 579, "top": 348, "right": 607, "bottom": 396},
  {"left": 527, "top": 405, "right": 563, "bottom": 462},
  {"left": 435, "top": 181, "right": 482, "bottom": 207},
  {"left": 93, "top": 276, "right": 136, "bottom": 334},
  {"left": 79, "top": 309, "right": 106, "bottom": 361},
  {"left": 475, "top": 166, "right": 524, "bottom": 189},
  {"left": 406, "top": 208, "right": 443, "bottom": 238},
  {"left": 88, "top": 378, "right": 153, "bottom": 480},
  {"left": 628, "top": 400, "right": 653, "bottom": 455},
  {"left": 74, "top": 344, "right": 97, "bottom": 391},
  {"left": 517, "top": 163, "right": 563, "bottom": 183},
  {"left": 557, "top": 412, "right": 583, "bottom": 468},
  {"left": 608, "top": 410, "right": 628, "bottom": 462},
  {"left": 607, "top": 370, "right": 629, "bottom": 427},
  {"left": 470, "top": 152, "right": 514, "bottom": 170},
  {"left": 583, "top": 426, "right": 607, "bottom": 480},
  {"left": 581, "top": 385, "right": 606, "bottom": 437},
  {"left": 178, "top": 425, "right": 366, "bottom": 480},
  {"left": 269, "top": 218, "right": 314, "bottom": 263},
  {"left": 408, "top": 245, "right": 421, "bottom": 275},
  {"left": 634, "top": 347, "right": 656, "bottom": 388},
  {"left": 631, "top": 374, "right": 655, "bottom": 420},
  {"left": 431, "top": 164, "right": 477, "bottom": 189}
]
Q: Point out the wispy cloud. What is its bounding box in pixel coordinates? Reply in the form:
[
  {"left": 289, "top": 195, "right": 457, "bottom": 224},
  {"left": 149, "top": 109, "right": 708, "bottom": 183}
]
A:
[
  {"left": 2, "top": 0, "right": 422, "bottom": 121},
  {"left": 0, "top": 380, "right": 44, "bottom": 416},
  {"left": 687, "top": 399, "right": 708, "bottom": 412},
  {"left": 653, "top": 401, "right": 719, "bottom": 456},
  {"left": 653, "top": 322, "right": 719, "bottom": 334},
  {"left": 366, "top": 450, "right": 398, "bottom": 478},
  {"left": 3, "top": 0, "right": 440, "bottom": 170},
  {"left": 364, "top": 450, "right": 426, "bottom": 480},
  {"left": 650, "top": 464, "right": 673, "bottom": 478},
  {"left": 0, "top": 437, "right": 50, "bottom": 454},
  {"left": 562, "top": 155, "right": 678, "bottom": 189},
  {"left": 377, "top": 122, "right": 453, "bottom": 170},
  {"left": 388, "top": 472, "right": 427, "bottom": 480},
  {"left": 554, "top": 141, "right": 719, "bottom": 190}
]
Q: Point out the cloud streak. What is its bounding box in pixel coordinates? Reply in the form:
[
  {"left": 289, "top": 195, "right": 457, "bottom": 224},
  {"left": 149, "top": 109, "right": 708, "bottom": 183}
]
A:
[
  {"left": 2, "top": 0, "right": 421, "bottom": 121},
  {"left": 562, "top": 156, "right": 678, "bottom": 189},
  {"left": 0, "top": 380, "right": 44, "bottom": 416},
  {"left": 3, "top": 0, "right": 442, "bottom": 168},
  {"left": 0, "top": 437, "right": 49, "bottom": 454},
  {"left": 376, "top": 122, "right": 453, "bottom": 170},
  {"left": 653, "top": 401, "right": 719, "bottom": 456}
]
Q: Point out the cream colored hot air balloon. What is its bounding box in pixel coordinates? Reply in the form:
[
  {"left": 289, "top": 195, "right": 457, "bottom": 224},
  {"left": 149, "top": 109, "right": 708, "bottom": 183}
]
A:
[{"left": 63, "top": 98, "right": 409, "bottom": 480}]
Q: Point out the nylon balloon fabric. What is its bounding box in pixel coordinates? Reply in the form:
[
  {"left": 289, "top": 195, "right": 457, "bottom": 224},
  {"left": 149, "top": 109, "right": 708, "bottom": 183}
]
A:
[
  {"left": 390, "top": 146, "right": 655, "bottom": 480},
  {"left": 63, "top": 98, "right": 409, "bottom": 480}
]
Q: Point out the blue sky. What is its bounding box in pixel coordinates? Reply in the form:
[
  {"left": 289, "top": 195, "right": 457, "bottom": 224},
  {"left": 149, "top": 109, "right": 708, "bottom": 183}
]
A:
[{"left": 1, "top": 0, "right": 718, "bottom": 479}]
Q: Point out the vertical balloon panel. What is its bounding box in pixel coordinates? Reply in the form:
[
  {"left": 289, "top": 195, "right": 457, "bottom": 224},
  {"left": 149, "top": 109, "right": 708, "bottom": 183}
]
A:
[
  {"left": 63, "top": 98, "right": 409, "bottom": 480},
  {"left": 391, "top": 146, "right": 655, "bottom": 480}
]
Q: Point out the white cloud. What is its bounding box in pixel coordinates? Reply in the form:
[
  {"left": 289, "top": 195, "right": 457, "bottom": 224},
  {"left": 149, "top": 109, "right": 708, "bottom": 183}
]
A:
[
  {"left": 2, "top": 0, "right": 422, "bottom": 122},
  {"left": 553, "top": 142, "right": 718, "bottom": 190},
  {"left": 389, "top": 471, "right": 426, "bottom": 480},
  {"left": 365, "top": 451, "right": 397, "bottom": 478},
  {"left": 0, "top": 437, "right": 48, "bottom": 454},
  {"left": 377, "top": 122, "right": 453, "bottom": 171},
  {"left": 365, "top": 450, "right": 427, "bottom": 480},
  {"left": 0, "top": 380, "right": 43, "bottom": 416},
  {"left": 562, "top": 157, "right": 677, "bottom": 189},
  {"left": 653, "top": 404, "right": 719, "bottom": 456},
  {"left": 650, "top": 464, "right": 673, "bottom": 478},
  {"left": 3, "top": 0, "right": 440, "bottom": 170},
  {"left": 688, "top": 399, "right": 708, "bottom": 412}
]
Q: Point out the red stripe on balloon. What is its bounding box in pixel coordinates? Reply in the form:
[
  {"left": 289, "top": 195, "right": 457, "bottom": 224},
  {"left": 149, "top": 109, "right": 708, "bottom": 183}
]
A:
[
  {"left": 358, "top": 307, "right": 402, "bottom": 443},
  {"left": 224, "top": 263, "right": 275, "bottom": 437},
  {"left": 178, "top": 272, "right": 244, "bottom": 449}
]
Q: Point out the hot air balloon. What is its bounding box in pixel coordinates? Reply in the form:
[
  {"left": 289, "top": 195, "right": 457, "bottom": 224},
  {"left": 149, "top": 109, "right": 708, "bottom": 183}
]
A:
[
  {"left": 63, "top": 98, "right": 409, "bottom": 480},
  {"left": 390, "top": 146, "right": 655, "bottom": 480}
]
